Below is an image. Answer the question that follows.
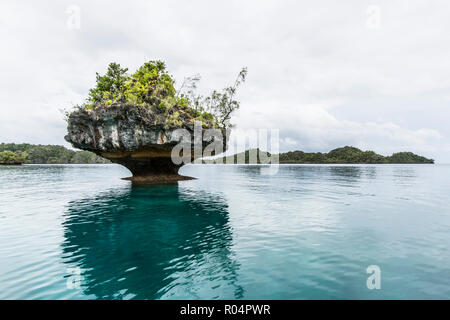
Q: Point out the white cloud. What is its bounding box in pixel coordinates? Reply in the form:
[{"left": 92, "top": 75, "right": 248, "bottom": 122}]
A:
[
  {"left": 0, "top": 0, "right": 449, "bottom": 161},
  {"left": 232, "top": 100, "right": 446, "bottom": 160}
]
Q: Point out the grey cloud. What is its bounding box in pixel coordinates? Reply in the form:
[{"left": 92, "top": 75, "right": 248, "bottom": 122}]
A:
[{"left": 0, "top": 0, "right": 449, "bottom": 161}]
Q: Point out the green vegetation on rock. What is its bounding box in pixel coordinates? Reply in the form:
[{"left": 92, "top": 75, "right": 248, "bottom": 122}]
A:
[
  {"left": 211, "top": 146, "right": 434, "bottom": 164},
  {"left": 77, "top": 60, "right": 247, "bottom": 129},
  {"left": 0, "top": 143, "right": 109, "bottom": 164}
]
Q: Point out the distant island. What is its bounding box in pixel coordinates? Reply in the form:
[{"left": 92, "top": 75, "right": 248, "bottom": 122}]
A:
[
  {"left": 0, "top": 143, "right": 109, "bottom": 164},
  {"left": 1, "top": 144, "right": 434, "bottom": 166},
  {"left": 208, "top": 146, "right": 434, "bottom": 164}
]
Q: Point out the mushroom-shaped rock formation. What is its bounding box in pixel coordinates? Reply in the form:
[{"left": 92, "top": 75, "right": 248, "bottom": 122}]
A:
[
  {"left": 65, "top": 104, "right": 228, "bottom": 182},
  {"left": 64, "top": 60, "right": 246, "bottom": 182}
]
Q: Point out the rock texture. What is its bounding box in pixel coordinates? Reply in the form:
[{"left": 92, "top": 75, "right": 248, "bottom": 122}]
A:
[{"left": 65, "top": 104, "right": 227, "bottom": 182}]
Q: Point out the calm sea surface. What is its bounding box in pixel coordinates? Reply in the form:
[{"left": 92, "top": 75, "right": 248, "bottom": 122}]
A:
[{"left": 0, "top": 164, "right": 449, "bottom": 299}]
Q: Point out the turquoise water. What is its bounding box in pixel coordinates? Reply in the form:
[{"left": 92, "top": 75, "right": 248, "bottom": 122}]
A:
[{"left": 0, "top": 163, "right": 449, "bottom": 299}]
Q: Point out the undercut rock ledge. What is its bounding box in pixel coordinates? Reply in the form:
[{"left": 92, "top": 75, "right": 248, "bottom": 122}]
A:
[{"left": 65, "top": 104, "right": 227, "bottom": 183}]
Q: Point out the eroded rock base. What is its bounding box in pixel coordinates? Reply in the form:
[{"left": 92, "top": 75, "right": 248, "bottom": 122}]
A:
[
  {"left": 122, "top": 174, "right": 195, "bottom": 184},
  {"left": 103, "top": 154, "right": 193, "bottom": 184}
]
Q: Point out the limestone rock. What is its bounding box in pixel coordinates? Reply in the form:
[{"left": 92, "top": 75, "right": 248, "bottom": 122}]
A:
[{"left": 65, "top": 104, "right": 227, "bottom": 182}]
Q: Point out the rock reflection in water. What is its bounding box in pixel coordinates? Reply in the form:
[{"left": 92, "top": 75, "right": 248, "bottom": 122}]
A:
[{"left": 61, "top": 184, "right": 242, "bottom": 299}]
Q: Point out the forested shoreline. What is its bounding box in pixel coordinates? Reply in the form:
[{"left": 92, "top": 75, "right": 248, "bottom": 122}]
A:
[
  {"left": 211, "top": 146, "right": 434, "bottom": 164},
  {"left": 1, "top": 144, "right": 434, "bottom": 165},
  {"left": 0, "top": 143, "right": 109, "bottom": 164}
]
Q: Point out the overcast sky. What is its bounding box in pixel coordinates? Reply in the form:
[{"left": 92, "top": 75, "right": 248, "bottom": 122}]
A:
[{"left": 1, "top": 0, "right": 450, "bottom": 161}]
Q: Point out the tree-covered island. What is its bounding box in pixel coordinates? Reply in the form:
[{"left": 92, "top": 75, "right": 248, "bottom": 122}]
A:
[
  {"left": 211, "top": 146, "right": 434, "bottom": 164},
  {"left": 64, "top": 60, "right": 247, "bottom": 182}
]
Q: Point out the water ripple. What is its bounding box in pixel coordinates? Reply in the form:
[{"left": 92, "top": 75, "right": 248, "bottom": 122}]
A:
[{"left": 1, "top": 164, "right": 450, "bottom": 299}]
